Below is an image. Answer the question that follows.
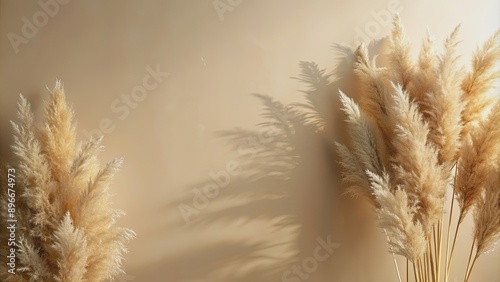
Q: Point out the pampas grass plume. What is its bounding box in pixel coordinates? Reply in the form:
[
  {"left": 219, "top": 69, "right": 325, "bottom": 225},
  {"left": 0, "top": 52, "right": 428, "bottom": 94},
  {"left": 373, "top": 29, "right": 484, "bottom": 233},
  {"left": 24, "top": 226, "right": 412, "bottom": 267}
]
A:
[{"left": 0, "top": 82, "right": 135, "bottom": 282}]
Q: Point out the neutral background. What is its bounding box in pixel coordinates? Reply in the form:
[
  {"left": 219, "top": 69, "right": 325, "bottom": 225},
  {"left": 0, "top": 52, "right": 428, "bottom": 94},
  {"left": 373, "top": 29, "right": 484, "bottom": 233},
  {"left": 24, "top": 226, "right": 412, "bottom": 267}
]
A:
[{"left": 0, "top": 1, "right": 499, "bottom": 281}]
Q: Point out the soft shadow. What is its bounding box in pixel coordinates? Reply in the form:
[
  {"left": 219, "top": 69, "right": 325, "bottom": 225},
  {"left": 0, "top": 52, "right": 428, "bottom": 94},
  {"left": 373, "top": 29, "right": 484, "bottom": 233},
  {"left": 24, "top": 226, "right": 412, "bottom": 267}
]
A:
[{"left": 153, "top": 40, "right": 389, "bottom": 282}]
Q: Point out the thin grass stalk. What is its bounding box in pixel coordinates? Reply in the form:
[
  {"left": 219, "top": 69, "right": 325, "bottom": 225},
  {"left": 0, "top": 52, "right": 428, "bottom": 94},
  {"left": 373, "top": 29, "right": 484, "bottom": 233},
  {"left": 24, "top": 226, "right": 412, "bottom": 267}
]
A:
[
  {"left": 406, "top": 259, "right": 409, "bottom": 282},
  {"left": 445, "top": 229, "right": 453, "bottom": 281},
  {"left": 383, "top": 229, "right": 403, "bottom": 282},
  {"left": 425, "top": 252, "right": 430, "bottom": 282},
  {"left": 445, "top": 162, "right": 459, "bottom": 281},
  {"left": 437, "top": 220, "right": 443, "bottom": 281},
  {"left": 424, "top": 252, "right": 429, "bottom": 282},
  {"left": 429, "top": 237, "right": 436, "bottom": 282},
  {"left": 423, "top": 252, "right": 426, "bottom": 281},
  {"left": 427, "top": 239, "right": 433, "bottom": 282},
  {"left": 418, "top": 258, "right": 423, "bottom": 282},
  {"left": 465, "top": 253, "right": 479, "bottom": 282},
  {"left": 392, "top": 253, "right": 403, "bottom": 282},
  {"left": 433, "top": 225, "right": 438, "bottom": 259},
  {"left": 464, "top": 238, "right": 476, "bottom": 281},
  {"left": 413, "top": 262, "right": 418, "bottom": 282},
  {"left": 432, "top": 225, "right": 439, "bottom": 281},
  {"left": 392, "top": 253, "right": 402, "bottom": 282},
  {"left": 447, "top": 215, "right": 463, "bottom": 279}
]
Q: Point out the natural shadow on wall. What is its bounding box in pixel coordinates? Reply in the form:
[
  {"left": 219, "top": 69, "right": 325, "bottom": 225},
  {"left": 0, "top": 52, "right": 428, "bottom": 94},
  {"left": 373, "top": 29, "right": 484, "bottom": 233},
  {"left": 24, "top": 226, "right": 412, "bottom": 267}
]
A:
[{"left": 152, "top": 40, "right": 389, "bottom": 282}]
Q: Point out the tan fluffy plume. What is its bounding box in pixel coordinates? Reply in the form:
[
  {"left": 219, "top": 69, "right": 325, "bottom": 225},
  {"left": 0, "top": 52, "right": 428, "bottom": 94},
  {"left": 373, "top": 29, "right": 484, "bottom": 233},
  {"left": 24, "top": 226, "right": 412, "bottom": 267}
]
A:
[
  {"left": 0, "top": 82, "right": 135, "bottom": 282},
  {"left": 336, "top": 16, "right": 500, "bottom": 281}
]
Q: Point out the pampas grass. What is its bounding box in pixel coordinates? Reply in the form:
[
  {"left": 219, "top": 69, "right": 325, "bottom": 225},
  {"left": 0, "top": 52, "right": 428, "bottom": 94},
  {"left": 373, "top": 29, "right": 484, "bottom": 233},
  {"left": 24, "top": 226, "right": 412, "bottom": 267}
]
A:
[
  {"left": 0, "top": 82, "right": 135, "bottom": 281},
  {"left": 337, "top": 16, "right": 500, "bottom": 282}
]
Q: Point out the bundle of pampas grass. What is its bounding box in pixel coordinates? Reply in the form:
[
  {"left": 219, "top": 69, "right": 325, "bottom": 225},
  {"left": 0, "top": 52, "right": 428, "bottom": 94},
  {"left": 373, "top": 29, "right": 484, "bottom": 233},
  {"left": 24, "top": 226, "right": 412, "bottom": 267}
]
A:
[
  {"left": 336, "top": 16, "right": 499, "bottom": 282},
  {"left": 0, "top": 82, "right": 135, "bottom": 281}
]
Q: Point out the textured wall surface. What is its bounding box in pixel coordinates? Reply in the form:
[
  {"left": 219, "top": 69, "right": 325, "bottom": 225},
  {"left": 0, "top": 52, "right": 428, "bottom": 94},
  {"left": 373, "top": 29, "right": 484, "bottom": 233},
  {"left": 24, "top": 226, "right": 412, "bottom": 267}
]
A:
[{"left": 0, "top": 1, "right": 499, "bottom": 281}]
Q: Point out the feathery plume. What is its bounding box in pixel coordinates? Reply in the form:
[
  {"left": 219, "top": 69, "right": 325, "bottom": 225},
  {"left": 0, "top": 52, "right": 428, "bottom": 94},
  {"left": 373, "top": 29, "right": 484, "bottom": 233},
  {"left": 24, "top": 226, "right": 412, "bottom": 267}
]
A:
[
  {"left": 473, "top": 170, "right": 500, "bottom": 256},
  {"left": 1, "top": 82, "right": 135, "bottom": 282},
  {"left": 456, "top": 100, "right": 500, "bottom": 223},
  {"left": 461, "top": 30, "right": 500, "bottom": 139},
  {"left": 408, "top": 30, "right": 439, "bottom": 107},
  {"left": 335, "top": 142, "right": 372, "bottom": 201},
  {"left": 52, "top": 213, "right": 89, "bottom": 282},
  {"left": 368, "top": 171, "right": 427, "bottom": 262},
  {"left": 338, "top": 90, "right": 385, "bottom": 176},
  {"left": 424, "top": 26, "right": 464, "bottom": 165},
  {"left": 17, "top": 237, "right": 50, "bottom": 281},
  {"left": 353, "top": 44, "right": 394, "bottom": 161},
  {"left": 337, "top": 17, "right": 500, "bottom": 282},
  {"left": 388, "top": 84, "right": 448, "bottom": 233},
  {"left": 388, "top": 15, "right": 415, "bottom": 92}
]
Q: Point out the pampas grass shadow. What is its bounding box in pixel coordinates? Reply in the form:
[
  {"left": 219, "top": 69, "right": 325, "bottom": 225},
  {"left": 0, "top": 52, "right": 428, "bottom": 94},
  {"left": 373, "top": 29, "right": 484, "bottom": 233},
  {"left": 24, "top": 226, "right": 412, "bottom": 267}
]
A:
[{"left": 158, "top": 41, "right": 392, "bottom": 282}]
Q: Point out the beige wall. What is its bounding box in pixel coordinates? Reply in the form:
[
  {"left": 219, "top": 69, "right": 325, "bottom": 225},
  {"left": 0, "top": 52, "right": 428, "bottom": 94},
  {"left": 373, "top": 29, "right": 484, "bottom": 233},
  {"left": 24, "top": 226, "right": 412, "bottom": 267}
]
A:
[{"left": 1, "top": 1, "right": 499, "bottom": 281}]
